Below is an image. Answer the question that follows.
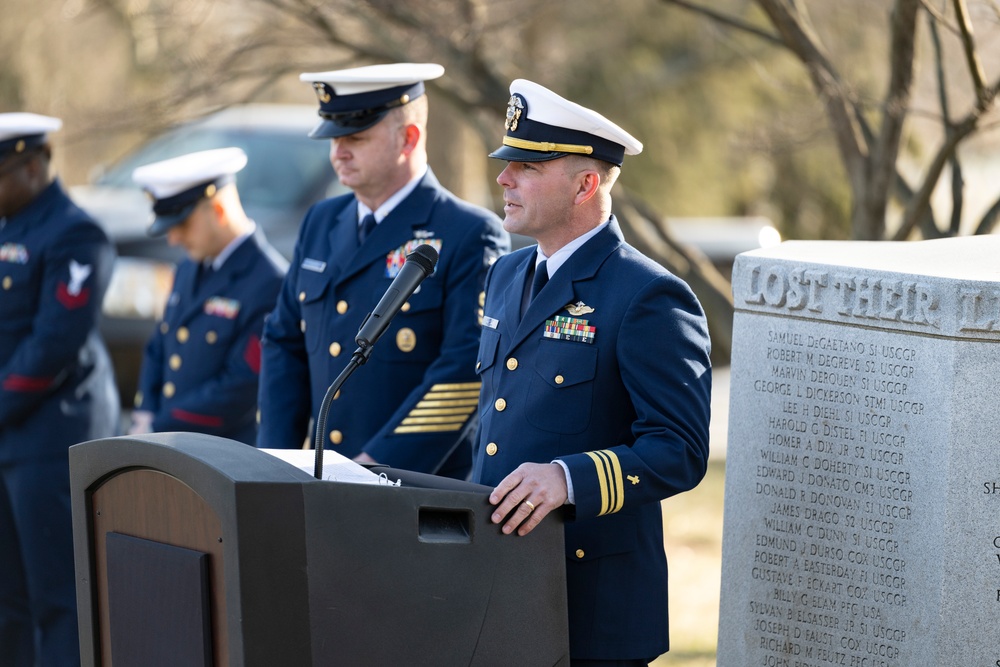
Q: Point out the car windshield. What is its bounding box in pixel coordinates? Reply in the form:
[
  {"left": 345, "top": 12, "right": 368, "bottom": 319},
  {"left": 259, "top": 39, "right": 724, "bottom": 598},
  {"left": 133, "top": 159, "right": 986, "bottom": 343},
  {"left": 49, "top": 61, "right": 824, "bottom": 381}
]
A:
[{"left": 97, "top": 128, "right": 332, "bottom": 209}]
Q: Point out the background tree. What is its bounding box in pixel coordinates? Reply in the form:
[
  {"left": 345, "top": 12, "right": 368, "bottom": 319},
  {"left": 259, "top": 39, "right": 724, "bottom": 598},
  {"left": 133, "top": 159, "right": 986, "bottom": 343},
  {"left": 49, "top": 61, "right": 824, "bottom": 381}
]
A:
[
  {"left": 4, "top": 0, "right": 1000, "bottom": 363},
  {"left": 662, "top": 0, "right": 1000, "bottom": 240}
]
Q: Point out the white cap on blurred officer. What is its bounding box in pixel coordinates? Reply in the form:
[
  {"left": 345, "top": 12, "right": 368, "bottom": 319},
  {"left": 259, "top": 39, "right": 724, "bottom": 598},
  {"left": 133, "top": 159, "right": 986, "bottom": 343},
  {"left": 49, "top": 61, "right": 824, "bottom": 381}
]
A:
[
  {"left": 0, "top": 113, "right": 62, "bottom": 217},
  {"left": 132, "top": 147, "right": 254, "bottom": 262}
]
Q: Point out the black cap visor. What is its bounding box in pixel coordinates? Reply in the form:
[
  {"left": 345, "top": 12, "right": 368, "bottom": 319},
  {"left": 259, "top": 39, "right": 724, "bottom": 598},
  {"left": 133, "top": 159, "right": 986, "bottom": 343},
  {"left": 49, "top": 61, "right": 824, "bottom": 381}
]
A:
[
  {"left": 147, "top": 200, "right": 199, "bottom": 237},
  {"left": 307, "top": 109, "right": 390, "bottom": 139}
]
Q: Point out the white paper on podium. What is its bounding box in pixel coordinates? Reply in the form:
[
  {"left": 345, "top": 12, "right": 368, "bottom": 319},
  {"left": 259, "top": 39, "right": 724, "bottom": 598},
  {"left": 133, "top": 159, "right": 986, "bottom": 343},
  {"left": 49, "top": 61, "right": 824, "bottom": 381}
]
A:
[{"left": 260, "top": 449, "right": 400, "bottom": 486}]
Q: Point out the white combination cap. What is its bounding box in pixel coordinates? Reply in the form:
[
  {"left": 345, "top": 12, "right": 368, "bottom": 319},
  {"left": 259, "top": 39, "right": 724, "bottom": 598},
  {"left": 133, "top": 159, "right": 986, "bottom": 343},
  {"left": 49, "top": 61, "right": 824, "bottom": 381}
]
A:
[
  {"left": 488, "top": 79, "right": 642, "bottom": 166},
  {"left": 0, "top": 113, "right": 62, "bottom": 158},
  {"left": 299, "top": 63, "right": 444, "bottom": 138},
  {"left": 132, "top": 147, "right": 248, "bottom": 236}
]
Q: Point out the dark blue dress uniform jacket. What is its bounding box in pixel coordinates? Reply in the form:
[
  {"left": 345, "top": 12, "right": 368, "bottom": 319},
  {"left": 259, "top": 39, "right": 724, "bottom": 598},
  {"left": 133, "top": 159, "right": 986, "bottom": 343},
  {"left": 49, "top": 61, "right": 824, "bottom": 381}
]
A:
[
  {"left": 135, "top": 232, "right": 287, "bottom": 445},
  {"left": 0, "top": 179, "right": 117, "bottom": 665},
  {"left": 259, "top": 170, "right": 508, "bottom": 478},
  {"left": 0, "top": 179, "right": 118, "bottom": 459},
  {"left": 473, "top": 219, "right": 712, "bottom": 661}
]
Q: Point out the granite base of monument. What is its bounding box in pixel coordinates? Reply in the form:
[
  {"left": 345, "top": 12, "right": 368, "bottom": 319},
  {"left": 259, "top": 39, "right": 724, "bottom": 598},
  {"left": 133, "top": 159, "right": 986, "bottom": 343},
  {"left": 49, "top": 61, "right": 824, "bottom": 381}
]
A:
[{"left": 718, "top": 236, "right": 1000, "bottom": 666}]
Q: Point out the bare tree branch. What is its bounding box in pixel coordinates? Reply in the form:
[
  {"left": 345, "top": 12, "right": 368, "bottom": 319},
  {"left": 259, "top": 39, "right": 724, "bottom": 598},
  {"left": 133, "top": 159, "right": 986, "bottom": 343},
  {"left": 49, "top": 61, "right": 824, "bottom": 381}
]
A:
[
  {"left": 892, "top": 113, "right": 979, "bottom": 239},
  {"left": 951, "top": 0, "right": 989, "bottom": 104},
  {"left": 754, "top": 0, "right": 874, "bottom": 235},
  {"left": 917, "top": 0, "right": 961, "bottom": 36},
  {"left": 893, "top": 0, "right": 1000, "bottom": 244},
  {"left": 866, "top": 0, "right": 919, "bottom": 239},
  {"left": 948, "top": 158, "right": 964, "bottom": 235},
  {"left": 658, "top": 0, "right": 784, "bottom": 46},
  {"left": 973, "top": 193, "right": 1000, "bottom": 235},
  {"left": 926, "top": 12, "right": 966, "bottom": 237}
]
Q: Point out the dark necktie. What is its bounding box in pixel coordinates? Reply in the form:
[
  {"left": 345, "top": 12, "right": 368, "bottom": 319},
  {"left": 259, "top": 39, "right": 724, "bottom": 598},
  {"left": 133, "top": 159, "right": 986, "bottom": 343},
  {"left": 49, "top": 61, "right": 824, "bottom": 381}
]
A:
[
  {"left": 521, "top": 259, "right": 549, "bottom": 317},
  {"left": 358, "top": 213, "right": 377, "bottom": 244},
  {"left": 196, "top": 262, "right": 214, "bottom": 291},
  {"left": 530, "top": 259, "right": 549, "bottom": 302}
]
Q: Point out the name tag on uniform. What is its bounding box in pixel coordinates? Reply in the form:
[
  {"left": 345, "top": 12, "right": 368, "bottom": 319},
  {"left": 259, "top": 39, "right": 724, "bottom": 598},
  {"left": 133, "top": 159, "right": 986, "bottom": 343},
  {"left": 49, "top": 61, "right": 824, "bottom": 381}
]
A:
[
  {"left": 483, "top": 315, "right": 499, "bottom": 329},
  {"left": 301, "top": 258, "right": 327, "bottom": 273}
]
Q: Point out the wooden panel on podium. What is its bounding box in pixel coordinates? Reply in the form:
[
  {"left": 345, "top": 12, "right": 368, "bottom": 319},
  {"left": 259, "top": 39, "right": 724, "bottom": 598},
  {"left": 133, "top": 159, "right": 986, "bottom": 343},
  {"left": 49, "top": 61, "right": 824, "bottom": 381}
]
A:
[{"left": 91, "top": 470, "right": 225, "bottom": 666}]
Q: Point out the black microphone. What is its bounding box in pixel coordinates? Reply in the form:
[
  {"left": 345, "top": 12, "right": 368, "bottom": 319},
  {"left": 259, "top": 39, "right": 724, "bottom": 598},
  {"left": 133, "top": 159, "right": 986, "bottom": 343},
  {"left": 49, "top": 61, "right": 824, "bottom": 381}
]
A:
[{"left": 355, "top": 244, "right": 438, "bottom": 350}]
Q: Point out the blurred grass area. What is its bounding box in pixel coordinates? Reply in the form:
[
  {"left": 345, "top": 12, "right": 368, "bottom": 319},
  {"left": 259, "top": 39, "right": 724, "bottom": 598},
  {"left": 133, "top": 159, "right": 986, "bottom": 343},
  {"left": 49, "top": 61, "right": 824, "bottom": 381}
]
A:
[{"left": 652, "top": 458, "right": 726, "bottom": 667}]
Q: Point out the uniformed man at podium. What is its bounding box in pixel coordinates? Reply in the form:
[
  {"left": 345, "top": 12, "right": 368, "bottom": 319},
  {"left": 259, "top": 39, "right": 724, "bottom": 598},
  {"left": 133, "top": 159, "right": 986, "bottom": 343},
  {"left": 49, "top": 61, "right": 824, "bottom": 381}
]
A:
[{"left": 474, "top": 80, "right": 713, "bottom": 666}]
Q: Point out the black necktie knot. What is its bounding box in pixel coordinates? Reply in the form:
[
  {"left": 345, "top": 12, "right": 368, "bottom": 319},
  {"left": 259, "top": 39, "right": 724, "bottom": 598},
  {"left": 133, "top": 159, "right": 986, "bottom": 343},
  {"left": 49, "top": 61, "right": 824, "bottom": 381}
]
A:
[{"left": 358, "top": 213, "right": 377, "bottom": 244}]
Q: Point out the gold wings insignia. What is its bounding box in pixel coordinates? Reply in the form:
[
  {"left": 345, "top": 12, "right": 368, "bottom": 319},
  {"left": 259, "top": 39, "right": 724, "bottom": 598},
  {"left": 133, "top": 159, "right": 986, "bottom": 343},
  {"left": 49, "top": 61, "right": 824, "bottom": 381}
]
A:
[{"left": 565, "top": 301, "right": 595, "bottom": 316}]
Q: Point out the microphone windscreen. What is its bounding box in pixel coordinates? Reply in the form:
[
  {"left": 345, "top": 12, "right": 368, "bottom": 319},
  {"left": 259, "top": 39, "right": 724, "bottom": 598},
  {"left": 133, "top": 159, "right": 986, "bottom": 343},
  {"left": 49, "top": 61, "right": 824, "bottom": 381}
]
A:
[{"left": 407, "top": 244, "right": 439, "bottom": 274}]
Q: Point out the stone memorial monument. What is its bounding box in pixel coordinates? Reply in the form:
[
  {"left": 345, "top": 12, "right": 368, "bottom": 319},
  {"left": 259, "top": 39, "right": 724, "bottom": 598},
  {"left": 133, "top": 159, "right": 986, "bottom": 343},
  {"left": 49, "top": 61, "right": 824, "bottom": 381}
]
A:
[{"left": 718, "top": 236, "right": 1000, "bottom": 667}]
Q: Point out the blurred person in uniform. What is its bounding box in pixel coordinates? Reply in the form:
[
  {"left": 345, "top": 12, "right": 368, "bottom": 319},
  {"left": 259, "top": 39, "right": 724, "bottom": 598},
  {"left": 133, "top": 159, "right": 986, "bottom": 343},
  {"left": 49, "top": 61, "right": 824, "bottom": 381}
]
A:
[
  {"left": 259, "top": 63, "right": 509, "bottom": 479},
  {"left": 472, "top": 80, "right": 712, "bottom": 666},
  {"left": 0, "top": 113, "right": 119, "bottom": 667},
  {"left": 128, "top": 148, "right": 287, "bottom": 445}
]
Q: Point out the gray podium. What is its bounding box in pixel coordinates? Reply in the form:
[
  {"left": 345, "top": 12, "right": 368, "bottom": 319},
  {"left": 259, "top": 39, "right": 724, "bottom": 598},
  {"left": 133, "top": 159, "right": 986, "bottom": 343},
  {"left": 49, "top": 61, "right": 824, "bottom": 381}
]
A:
[{"left": 69, "top": 433, "right": 569, "bottom": 666}]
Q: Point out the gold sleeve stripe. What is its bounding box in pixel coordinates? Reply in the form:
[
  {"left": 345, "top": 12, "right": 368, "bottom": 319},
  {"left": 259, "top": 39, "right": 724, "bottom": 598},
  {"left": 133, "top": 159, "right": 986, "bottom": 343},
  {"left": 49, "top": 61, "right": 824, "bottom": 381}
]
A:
[
  {"left": 394, "top": 423, "right": 465, "bottom": 434},
  {"left": 585, "top": 450, "right": 624, "bottom": 516},
  {"left": 585, "top": 451, "right": 610, "bottom": 514},
  {"left": 394, "top": 382, "right": 481, "bottom": 434},
  {"left": 430, "top": 382, "right": 482, "bottom": 392},
  {"left": 416, "top": 398, "right": 478, "bottom": 408},
  {"left": 421, "top": 390, "right": 480, "bottom": 400},
  {"left": 410, "top": 407, "right": 476, "bottom": 416},
  {"left": 399, "top": 415, "right": 470, "bottom": 425}
]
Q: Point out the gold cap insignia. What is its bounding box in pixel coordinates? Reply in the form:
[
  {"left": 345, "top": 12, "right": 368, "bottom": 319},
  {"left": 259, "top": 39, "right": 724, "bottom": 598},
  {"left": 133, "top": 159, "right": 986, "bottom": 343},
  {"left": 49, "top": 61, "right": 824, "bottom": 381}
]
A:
[
  {"left": 504, "top": 94, "right": 524, "bottom": 132},
  {"left": 313, "top": 82, "right": 331, "bottom": 104},
  {"left": 14, "top": 139, "right": 25, "bottom": 153},
  {"left": 565, "top": 301, "right": 595, "bottom": 316}
]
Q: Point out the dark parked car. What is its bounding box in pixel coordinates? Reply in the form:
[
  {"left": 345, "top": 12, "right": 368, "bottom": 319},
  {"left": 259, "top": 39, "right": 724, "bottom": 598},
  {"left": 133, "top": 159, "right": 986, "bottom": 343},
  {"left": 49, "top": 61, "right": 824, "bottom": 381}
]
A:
[{"left": 72, "top": 104, "right": 347, "bottom": 405}]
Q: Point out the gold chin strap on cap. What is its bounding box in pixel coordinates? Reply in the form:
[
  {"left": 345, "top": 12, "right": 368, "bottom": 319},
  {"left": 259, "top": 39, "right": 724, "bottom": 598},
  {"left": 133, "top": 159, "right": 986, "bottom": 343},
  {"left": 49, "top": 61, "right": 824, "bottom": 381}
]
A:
[{"left": 502, "top": 136, "right": 594, "bottom": 155}]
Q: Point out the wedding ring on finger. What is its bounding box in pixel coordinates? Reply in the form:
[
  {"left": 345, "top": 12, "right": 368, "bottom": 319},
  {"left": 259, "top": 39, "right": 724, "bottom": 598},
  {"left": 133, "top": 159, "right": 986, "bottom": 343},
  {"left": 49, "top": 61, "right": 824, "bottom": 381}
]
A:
[{"left": 523, "top": 499, "right": 536, "bottom": 511}]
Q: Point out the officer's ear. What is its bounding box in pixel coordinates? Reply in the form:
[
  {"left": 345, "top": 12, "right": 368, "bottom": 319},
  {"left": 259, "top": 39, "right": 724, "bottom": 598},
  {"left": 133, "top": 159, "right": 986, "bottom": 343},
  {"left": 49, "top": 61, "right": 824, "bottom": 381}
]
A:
[
  {"left": 400, "top": 123, "right": 421, "bottom": 156},
  {"left": 211, "top": 197, "right": 226, "bottom": 224},
  {"left": 572, "top": 169, "right": 601, "bottom": 206}
]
